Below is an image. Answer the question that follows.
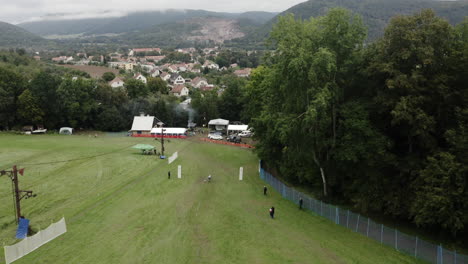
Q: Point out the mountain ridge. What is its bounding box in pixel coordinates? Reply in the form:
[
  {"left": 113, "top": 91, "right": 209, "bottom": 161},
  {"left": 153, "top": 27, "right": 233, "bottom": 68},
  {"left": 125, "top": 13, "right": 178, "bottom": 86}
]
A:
[{"left": 18, "top": 10, "right": 278, "bottom": 37}]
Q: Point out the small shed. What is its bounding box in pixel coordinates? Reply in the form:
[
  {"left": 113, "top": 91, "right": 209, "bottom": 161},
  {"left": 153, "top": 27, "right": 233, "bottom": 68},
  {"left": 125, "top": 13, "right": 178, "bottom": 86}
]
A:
[
  {"left": 59, "top": 127, "right": 73, "bottom": 135},
  {"left": 208, "top": 118, "right": 229, "bottom": 132},
  {"left": 130, "top": 114, "right": 155, "bottom": 136}
]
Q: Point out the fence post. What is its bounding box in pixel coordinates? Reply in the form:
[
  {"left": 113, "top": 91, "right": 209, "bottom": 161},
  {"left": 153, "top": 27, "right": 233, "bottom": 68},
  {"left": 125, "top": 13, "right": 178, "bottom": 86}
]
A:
[
  {"left": 436, "top": 245, "right": 439, "bottom": 264},
  {"left": 320, "top": 201, "right": 323, "bottom": 216},
  {"left": 366, "top": 218, "right": 370, "bottom": 237},
  {"left": 335, "top": 207, "right": 339, "bottom": 225},
  {"left": 356, "top": 215, "right": 360, "bottom": 232},
  {"left": 440, "top": 244, "right": 443, "bottom": 264},
  {"left": 380, "top": 224, "right": 383, "bottom": 244},
  {"left": 346, "top": 210, "right": 349, "bottom": 228},
  {"left": 415, "top": 236, "right": 418, "bottom": 257},
  {"left": 395, "top": 229, "right": 398, "bottom": 251}
]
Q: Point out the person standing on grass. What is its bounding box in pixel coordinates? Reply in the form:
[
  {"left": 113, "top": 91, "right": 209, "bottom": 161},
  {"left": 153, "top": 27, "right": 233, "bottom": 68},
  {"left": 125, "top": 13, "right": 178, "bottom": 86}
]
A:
[
  {"left": 208, "top": 175, "right": 212, "bottom": 182},
  {"left": 269, "top": 206, "right": 275, "bottom": 219},
  {"left": 168, "top": 171, "right": 171, "bottom": 179},
  {"left": 299, "top": 197, "right": 303, "bottom": 210},
  {"left": 264, "top": 186, "right": 267, "bottom": 195}
]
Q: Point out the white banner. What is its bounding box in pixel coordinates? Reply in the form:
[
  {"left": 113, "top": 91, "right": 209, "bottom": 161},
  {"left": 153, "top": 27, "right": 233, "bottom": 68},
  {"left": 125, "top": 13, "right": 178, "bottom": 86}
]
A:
[
  {"left": 4, "top": 218, "right": 67, "bottom": 264},
  {"left": 178, "top": 165, "right": 182, "bottom": 178},
  {"left": 168, "top": 152, "right": 178, "bottom": 164},
  {"left": 239, "top": 167, "right": 244, "bottom": 181}
]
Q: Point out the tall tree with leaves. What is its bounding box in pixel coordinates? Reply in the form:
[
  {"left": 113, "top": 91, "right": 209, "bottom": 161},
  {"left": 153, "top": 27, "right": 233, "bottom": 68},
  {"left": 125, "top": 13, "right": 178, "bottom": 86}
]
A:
[
  {"left": 252, "top": 8, "right": 366, "bottom": 196},
  {"left": 0, "top": 66, "right": 26, "bottom": 129}
]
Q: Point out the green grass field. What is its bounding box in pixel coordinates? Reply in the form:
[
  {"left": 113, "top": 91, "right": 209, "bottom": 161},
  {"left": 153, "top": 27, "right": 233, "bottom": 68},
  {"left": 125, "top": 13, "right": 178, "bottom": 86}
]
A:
[{"left": 0, "top": 134, "right": 422, "bottom": 263}]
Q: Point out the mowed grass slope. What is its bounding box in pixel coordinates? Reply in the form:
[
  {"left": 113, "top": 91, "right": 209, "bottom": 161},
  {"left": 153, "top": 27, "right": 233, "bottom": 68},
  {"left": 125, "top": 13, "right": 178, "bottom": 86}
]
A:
[{"left": 0, "top": 134, "right": 421, "bottom": 263}]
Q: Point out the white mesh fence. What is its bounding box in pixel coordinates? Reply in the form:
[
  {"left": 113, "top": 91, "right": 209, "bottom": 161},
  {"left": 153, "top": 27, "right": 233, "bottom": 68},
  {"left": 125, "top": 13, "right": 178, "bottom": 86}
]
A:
[
  {"left": 4, "top": 218, "right": 67, "bottom": 264},
  {"left": 168, "top": 152, "right": 178, "bottom": 164},
  {"left": 259, "top": 167, "right": 468, "bottom": 264}
]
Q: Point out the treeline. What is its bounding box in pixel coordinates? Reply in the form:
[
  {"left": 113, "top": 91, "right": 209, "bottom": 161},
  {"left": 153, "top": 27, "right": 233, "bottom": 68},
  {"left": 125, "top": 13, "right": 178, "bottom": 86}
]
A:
[
  {"left": 0, "top": 53, "right": 190, "bottom": 131},
  {"left": 245, "top": 9, "right": 467, "bottom": 237}
]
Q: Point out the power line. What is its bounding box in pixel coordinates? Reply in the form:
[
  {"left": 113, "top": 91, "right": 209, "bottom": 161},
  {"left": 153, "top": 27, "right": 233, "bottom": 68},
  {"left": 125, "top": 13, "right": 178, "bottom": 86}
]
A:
[{"left": 2, "top": 144, "right": 134, "bottom": 168}]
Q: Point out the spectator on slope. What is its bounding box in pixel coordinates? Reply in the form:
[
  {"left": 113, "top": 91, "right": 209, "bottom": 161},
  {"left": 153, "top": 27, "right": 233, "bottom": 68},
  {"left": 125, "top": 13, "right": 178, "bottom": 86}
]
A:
[
  {"left": 299, "top": 197, "right": 303, "bottom": 210},
  {"left": 168, "top": 171, "right": 171, "bottom": 179},
  {"left": 269, "top": 206, "right": 275, "bottom": 219},
  {"left": 263, "top": 186, "right": 267, "bottom": 195}
]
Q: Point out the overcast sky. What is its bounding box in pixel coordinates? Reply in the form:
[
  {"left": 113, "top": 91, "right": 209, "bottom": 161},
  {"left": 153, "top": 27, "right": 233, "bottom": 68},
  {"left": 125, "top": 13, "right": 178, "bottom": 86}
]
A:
[{"left": 0, "top": 0, "right": 306, "bottom": 24}]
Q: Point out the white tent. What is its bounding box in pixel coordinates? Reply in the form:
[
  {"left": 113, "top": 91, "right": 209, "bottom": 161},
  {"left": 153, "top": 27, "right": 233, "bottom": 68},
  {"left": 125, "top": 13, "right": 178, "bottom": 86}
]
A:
[
  {"left": 227, "top": 125, "right": 248, "bottom": 133},
  {"left": 208, "top": 119, "right": 229, "bottom": 126},
  {"left": 150, "top": 127, "right": 187, "bottom": 135},
  {"left": 59, "top": 127, "right": 73, "bottom": 135},
  {"left": 208, "top": 118, "right": 229, "bottom": 131}
]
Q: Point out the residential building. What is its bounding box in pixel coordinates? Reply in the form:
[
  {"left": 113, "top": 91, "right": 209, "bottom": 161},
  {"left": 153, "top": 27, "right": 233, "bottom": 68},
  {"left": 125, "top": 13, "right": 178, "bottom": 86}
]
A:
[
  {"left": 171, "top": 85, "right": 189, "bottom": 97},
  {"left": 134, "top": 73, "right": 147, "bottom": 84},
  {"left": 234, "top": 68, "right": 252, "bottom": 78},
  {"left": 191, "top": 77, "right": 209, "bottom": 88},
  {"left": 109, "top": 77, "right": 125, "bottom": 88}
]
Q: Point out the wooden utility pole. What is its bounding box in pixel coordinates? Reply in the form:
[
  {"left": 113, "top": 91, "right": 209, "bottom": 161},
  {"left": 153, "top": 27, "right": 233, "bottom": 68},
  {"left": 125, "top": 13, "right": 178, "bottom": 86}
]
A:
[
  {"left": 12, "top": 166, "right": 22, "bottom": 221},
  {"left": 1, "top": 165, "right": 35, "bottom": 223}
]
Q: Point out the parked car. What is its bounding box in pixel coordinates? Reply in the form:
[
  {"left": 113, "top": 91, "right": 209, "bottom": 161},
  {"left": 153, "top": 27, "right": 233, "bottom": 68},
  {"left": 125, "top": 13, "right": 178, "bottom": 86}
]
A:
[
  {"left": 208, "top": 133, "right": 223, "bottom": 140},
  {"left": 238, "top": 130, "right": 252, "bottom": 137},
  {"left": 227, "top": 134, "right": 241, "bottom": 143}
]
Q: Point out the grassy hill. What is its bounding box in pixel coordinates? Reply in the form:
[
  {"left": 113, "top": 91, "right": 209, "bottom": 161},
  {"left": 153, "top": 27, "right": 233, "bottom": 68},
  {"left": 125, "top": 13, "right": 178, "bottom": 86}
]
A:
[
  {"left": 0, "top": 21, "right": 52, "bottom": 48},
  {"left": 0, "top": 134, "right": 423, "bottom": 263},
  {"left": 236, "top": 0, "right": 468, "bottom": 46}
]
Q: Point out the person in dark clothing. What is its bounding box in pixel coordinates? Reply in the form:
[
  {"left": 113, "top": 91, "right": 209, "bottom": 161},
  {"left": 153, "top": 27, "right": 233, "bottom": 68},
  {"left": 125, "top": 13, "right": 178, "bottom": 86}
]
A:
[
  {"left": 168, "top": 171, "right": 171, "bottom": 179},
  {"left": 299, "top": 197, "right": 303, "bottom": 210},
  {"left": 263, "top": 186, "right": 267, "bottom": 195},
  {"left": 269, "top": 206, "right": 275, "bottom": 218}
]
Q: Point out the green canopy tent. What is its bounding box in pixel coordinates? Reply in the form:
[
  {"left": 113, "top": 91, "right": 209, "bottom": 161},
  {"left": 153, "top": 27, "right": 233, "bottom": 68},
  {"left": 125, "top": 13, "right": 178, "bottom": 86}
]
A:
[{"left": 131, "top": 144, "right": 157, "bottom": 155}]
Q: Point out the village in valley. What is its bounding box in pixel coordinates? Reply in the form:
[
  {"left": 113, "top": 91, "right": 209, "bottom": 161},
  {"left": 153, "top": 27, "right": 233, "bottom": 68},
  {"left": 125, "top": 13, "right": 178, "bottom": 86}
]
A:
[{"left": 48, "top": 46, "right": 254, "bottom": 98}]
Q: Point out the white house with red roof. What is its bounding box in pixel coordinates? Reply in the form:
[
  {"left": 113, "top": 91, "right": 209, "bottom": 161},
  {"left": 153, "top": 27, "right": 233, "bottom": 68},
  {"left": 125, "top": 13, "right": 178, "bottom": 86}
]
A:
[
  {"left": 191, "top": 77, "right": 208, "bottom": 88},
  {"left": 134, "top": 73, "right": 147, "bottom": 84},
  {"left": 234, "top": 68, "right": 252, "bottom": 78},
  {"left": 109, "top": 77, "right": 125, "bottom": 88},
  {"left": 160, "top": 72, "right": 171, "bottom": 81},
  {"left": 171, "top": 85, "right": 189, "bottom": 97}
]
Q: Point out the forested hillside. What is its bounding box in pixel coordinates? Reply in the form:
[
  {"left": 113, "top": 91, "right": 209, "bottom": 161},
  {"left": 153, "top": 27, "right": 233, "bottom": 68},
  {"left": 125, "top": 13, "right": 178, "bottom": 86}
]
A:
[
  {"left": 244, "top": 8, "right": 468, "bottom": 241},
  {"left": 235, "top": 0, "right": 468, "bottom": 46},
  {"left": 0, "top": 22, "right": 52, "bottom": 48}
]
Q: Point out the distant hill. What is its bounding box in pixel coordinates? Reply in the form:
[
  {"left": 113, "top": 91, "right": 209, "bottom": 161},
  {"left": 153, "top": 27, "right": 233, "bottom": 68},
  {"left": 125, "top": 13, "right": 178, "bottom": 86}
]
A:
[
  {"left": 0, "top": 21, "right": 52, "bottom": 48},
  {"left": 18, "top": 10, "right": 278, "bottom": 37},
  {"left": 238, "top": 0, "right": 468, "bottom": 46}
]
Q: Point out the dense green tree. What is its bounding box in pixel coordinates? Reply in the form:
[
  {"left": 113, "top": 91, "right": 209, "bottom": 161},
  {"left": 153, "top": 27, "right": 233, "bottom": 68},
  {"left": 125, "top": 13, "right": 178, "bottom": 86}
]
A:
[
  {"left": 218, "top": 78, "right": 245, "bottom": 121},
  {"left": 102, "top": 72, "right": 116, "bottom": 82},
  {"left": 124, "top": 78, "right": 148, "bottom": 99},
  {"left": 18, "top": 89, "right": 44, "bottom": 125},
  {"left": 56, "top": 78, "right": 97, "bottom": 128},
  {"left": 0, "top": 66, "right": 27, "bottom": 129},
  {"left": 147, "top": 77, "right": 167, "bottom": 94},
  {"left": 28, "top": 70, "right": 62, "bottom": 128},
  {"left": 252, "top": 8, "right": 366, "bottom": 196}
]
